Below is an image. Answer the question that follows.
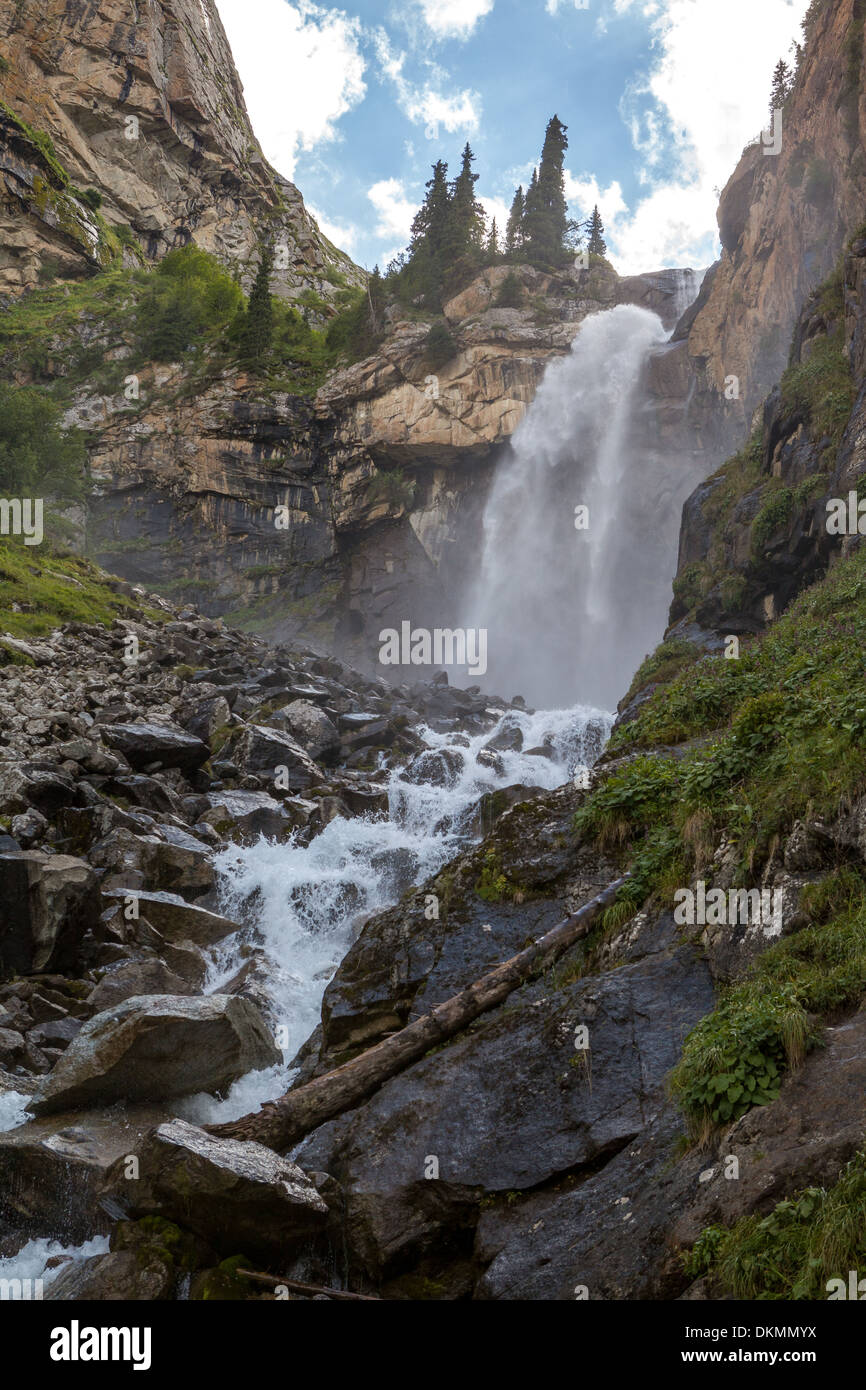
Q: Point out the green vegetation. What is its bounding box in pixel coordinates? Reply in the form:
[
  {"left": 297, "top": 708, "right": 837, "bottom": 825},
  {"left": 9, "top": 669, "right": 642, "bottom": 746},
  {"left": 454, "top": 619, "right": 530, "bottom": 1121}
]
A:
[
  {"left": 0, "top": 382, "right": 85, "bottom": 495},
  {"left": 238, "top": 242, "right": 274, "bottom": 367},
  {"left": 135, "top": 244, "right": 244, "bottom": 361},
  {"left": 685, "top": 1151, "right": 866, "bottom": 1298},
  {"left": 574, "top": 543, "right": 866, "bottom": 1134},
  {"left": 0, "top": 540, "right": 158, "bottom": 639}
]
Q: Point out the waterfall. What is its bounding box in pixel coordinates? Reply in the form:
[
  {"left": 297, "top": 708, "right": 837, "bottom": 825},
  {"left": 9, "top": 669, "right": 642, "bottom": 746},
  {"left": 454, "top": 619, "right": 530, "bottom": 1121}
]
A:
[{"left": 461, "top": 302, "right": 706, "bottom": 709}]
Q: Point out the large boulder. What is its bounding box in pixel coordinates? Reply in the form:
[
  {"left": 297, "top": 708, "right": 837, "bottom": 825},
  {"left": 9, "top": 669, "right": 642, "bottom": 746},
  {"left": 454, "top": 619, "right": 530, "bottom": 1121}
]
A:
[
  {"left": 0, "top": 763, "right": 78, "bottom": 817},
  {"left": 97, "top": 722, "right": 208, "bottom": 772},
  {"left": 201, "top": 789, "right": 299, "bottom": 843},
  {"left": 100, "top": 890, "right": 240, "bottom": 947},
  {"left": 31, "top": 995, "right": 280, "bottom": 1113},
  {"left": 298, "top": 940, "right": 715, "bottom": 1278},
  {"left": 0, "top": 1105, "right": 166, "bottom": 1242},
  {"left": 233, "top": 724, "right": 321, "bottom": 789},
  {"left": 104, "top": 1119, "right": 328, "bottom": 1256},
  {"left": 0, "top": 852, "right": 100, "bottom": 979}
]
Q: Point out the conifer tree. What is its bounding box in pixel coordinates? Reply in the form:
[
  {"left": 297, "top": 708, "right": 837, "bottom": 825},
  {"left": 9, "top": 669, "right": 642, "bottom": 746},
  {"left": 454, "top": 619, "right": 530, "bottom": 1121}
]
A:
[
  {"left": 486, "top": 218, "right": 499, "bottom": 261},
  {"left": 524, "top": 115, "right": 569, "bottom": 267},
  {"left": 770, "top": 58, "right": 793, "bottom": 115},
  {"left": 585, "top": 205, "right": 607, "bottom": 259},
  {"left": 505, "top": 186, "right": 525, "bottom": 258},
  {"left": 445, "top": 143, "right": 486, "bottom": 268},
  {"left": 522, "top": 167, "right": 541, "bottom": 259},
  {"left": 239, "top": 242, "right": 274, "bottom": 367}
]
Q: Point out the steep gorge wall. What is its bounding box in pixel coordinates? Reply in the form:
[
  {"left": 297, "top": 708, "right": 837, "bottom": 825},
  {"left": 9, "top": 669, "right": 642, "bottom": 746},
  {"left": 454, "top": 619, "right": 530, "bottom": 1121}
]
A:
[{"left": 0, "top": 0, "right": 360, "bottom": 300}]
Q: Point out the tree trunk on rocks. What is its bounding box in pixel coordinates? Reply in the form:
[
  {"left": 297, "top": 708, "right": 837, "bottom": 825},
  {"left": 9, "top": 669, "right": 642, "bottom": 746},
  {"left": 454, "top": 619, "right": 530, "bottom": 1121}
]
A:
[{"left": 206, "top": 875, "right": 629, "bottom": 1151}]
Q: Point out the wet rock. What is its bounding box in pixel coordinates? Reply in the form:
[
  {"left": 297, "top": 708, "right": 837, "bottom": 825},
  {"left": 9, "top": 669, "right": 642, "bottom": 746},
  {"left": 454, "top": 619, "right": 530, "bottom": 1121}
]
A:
[
  {"left": 86, "top": 959, "right": 198, "bottom": 1011},
  {"left": 104, "top": 1118, "right": 328, "bottom": 1256},
  {"left": 201, "top": 789, "right": 296, "bottom": 843},
  {"left": 299, "top": 944, "right": 714, "bottom": 1277},
  {"left": 276, "top": 700, "right": 340, "bottom": 757},
  {"left": 0, "top": 1106, "right": 166, "bottom": 1242},
  {"left": 0, "top": 852, "right": 100, "bottom": 980},
  {"left": 45, "top": 1248, "right": 175, "bottom": 1300},
  {"left": 100, "top": 890, "right": 240, "bottom": 947},
  {"left": 0, "top": 763, "right": 78, "bottom": 817},
  {"left": 31, "top": 995, "right": 280, "bottom": 1113}
]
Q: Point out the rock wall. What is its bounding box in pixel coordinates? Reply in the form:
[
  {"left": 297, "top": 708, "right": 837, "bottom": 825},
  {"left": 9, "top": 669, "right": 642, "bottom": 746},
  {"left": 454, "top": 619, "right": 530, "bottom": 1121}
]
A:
[{"left": 0, "top": 0, "right": 360, "bottom": 301}]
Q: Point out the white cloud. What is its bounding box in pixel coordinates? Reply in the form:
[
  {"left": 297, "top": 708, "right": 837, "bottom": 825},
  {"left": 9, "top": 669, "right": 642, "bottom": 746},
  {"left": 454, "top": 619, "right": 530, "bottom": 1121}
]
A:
[
  {"left": 309, "top": 205, "right": 359, "bottom": 252},
  {"left": 546, "top": 0, "right": 593, "bottom": 14},
  {"left": 368, "top": 178, "right": 417, "bottom": 243},
  {"left": 373, "top": 29, "right": 481, "bottom": 136},
  {"left": 564, "top": 171, "right": 628, "bottom": 225},
  {"left": 600, "top": 0, "right": 811, "bottom": 271},
  {"left": 417, "top": 0, "right": 495, "bottom": 39},
  {"left": 215, "top": 0, "right": 366, "bottom": 181}
]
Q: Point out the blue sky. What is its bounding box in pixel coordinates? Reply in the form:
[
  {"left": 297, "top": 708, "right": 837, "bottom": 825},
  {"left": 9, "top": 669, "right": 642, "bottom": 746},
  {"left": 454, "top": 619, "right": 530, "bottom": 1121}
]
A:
[{"left": 215, "top": 0, "right": 810, "bottom": 275}]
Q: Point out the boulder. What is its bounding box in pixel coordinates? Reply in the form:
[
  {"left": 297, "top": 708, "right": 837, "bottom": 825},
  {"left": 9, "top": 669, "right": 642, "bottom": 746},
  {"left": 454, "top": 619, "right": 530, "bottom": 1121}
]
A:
[
  {"left": 0, "top": 763, "right": 78, "bottom": 817},
  {"left": 104, "top": 1119, "right": 328, "bottom": 1256},
  {"left": 45, "top": 1249, "right": 175, "bottom": 1301},
  {"left": 0, "top": 852, "right": 100, "bottom": 980},
  {"left": 31, "top": 995, "right": 280, "bottom": 1113},
  {"left": 0, "top": 1105, "right": 166, "bottom": 1241},
  {"left": 201, "top": 789, "right": 297, "bottom": 843},
  {"left": 97, "top": 722, "right": 208, "bottom": 772},
  {"left": 298, "top": 943, "right": 714, "bottom": 1277},
  {"left": 233, "top": 724, "right": 321, "bottom": 789},
  {"left": 100, "top": 890, "right": 240, "bottom": 947},
  {"left": 86, "top": 959, "right": 198, "bottom": 1011},
  {"left": 275, "top": 700, "right": 340, "bottom": 757}
]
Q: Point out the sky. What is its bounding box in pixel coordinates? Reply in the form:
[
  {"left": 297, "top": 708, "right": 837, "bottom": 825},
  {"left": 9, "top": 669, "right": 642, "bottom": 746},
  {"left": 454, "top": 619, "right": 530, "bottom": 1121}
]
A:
[{"left": 214, "top": 0, "right": 811, "bottom": 276}]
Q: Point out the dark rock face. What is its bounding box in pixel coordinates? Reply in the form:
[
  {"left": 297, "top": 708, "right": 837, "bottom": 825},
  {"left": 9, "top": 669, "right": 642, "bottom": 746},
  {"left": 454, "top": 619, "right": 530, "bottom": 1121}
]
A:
[
  {"left": 0, "top": 852, "right": 100, "bottom": 979},
  {"left": 104, "top": 1119, "right": 328, "bottom": 1257},
  {"left": 98, "top": 723, "right": 209, "bottom": 772},
  {"left": 298, "top": 942, "right": 714, "bottom": 1279}
]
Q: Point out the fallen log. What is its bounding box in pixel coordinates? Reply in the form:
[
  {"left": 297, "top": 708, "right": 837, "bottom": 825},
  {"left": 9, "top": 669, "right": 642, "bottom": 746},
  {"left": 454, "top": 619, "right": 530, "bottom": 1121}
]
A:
[
  {"left": 236, "top": 1269, "right": 380, "bottom": 1301},
  {"left": 206, "top": 874, "right": 629, "bottom": 1151}
]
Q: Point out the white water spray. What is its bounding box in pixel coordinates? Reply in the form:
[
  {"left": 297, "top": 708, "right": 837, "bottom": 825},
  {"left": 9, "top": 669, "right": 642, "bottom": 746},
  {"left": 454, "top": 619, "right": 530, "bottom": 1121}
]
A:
[{"left": 462, "top": 302, "right": 706, "bottom": 709}]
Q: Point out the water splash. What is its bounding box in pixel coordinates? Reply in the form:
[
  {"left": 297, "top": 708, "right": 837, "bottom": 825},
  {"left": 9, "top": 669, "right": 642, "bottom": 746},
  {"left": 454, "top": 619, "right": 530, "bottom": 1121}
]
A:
[
  {"left": 462, "top": 302, "right": 706, "bottom": 709},
  {"left": 186, "top": 703, "right": 610, "bottom": 1123}
]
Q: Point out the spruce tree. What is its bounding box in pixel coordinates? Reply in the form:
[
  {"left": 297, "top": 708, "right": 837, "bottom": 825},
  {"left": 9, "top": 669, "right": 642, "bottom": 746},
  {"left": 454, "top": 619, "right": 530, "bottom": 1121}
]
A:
[
  {"left": 524, "top": 115, "right": 569, "bottom": 267},
  {"left": 445, "top": 143, "right": 486, "bottom": 273},
  {"left": 486, "top": 218, "right": 499, "bottom": 261},
  {"left": 239, "top": 242, "right": 274, "bottom": 368},
  {"left": 522, "top": 168, "right": 541, "bottom": 261},
  {"left": 407, "top": 160, "right": 451, "bottom": 305},
  {"left": 770, "top": 58, "right": 792, "bottom": 115},
  {"left": 585, "top": 205, "right": 607, "bottom": 260},
  {"left": 505, "top": 186, "right": 525, "bottom": 258}
]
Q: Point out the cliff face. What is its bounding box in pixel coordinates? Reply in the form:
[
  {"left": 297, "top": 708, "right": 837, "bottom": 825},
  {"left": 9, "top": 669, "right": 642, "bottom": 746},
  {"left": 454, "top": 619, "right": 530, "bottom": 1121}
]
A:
[
  {"left": 77, "top": 261, "right": 705, "bottom": 662},
  {"left": 682, "top": 0, "right": 866, "bottom": 449},
  {"left": 0, "top": 0, "right": 360, "bottom": 300}
]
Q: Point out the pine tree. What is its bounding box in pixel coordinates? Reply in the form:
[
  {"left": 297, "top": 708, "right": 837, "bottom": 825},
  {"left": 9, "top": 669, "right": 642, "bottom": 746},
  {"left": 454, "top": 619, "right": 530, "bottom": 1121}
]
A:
[
  {"left": 239, "top": 242, "right": 274, "bottom": 367},
  {"left": 486, "top": 218, "right": 499, "bottom": 261},
  {"left": 585, "top": 205, "right": 607, "bottom": 259},
  {"left": 522, "top": 167, "right": 541, "bottom": 260},
  {"left": 445, "top": 142, "right": 486, "bottom": 272},
  {"left": 770, "top": 58, "right": 792, "bottom": 114},
  {"left": 505, "top": 186, "right": 525, "bottom": 258},
  {"left": 410, "top": 160, "right": 451, "bottom": 259},
  {"left": 524, "top": 115, "right": 569, "bottom": 267}
]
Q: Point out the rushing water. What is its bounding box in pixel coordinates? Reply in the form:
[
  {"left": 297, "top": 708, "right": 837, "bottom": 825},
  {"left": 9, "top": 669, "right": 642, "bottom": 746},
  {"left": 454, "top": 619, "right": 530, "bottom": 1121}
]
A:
[
  {"left": 461, "top": 300, "right": 707, "bottom": 709},
  {"left": 0, "top": 277, "right": 705, "bottom": 1286},
  {"left": 181, "top": 701, "right": 611, "bottom": 1124}
]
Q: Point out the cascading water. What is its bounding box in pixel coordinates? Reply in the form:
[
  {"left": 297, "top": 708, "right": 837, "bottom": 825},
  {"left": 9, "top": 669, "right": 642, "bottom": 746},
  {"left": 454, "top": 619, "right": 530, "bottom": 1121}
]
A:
[
  {"left": 180, "top": 702, "right": 610, "bottom": 1124},
  {"left": 0, "top": 273, "right": 705, "bottom": 1288},
  {"left": 462, "top": 301, "right": 707, "bottom": 709}
]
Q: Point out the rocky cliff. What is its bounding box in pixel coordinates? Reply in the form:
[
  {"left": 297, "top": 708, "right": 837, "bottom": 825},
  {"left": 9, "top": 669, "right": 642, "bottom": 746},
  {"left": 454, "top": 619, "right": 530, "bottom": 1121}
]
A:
[{"left": 0, "top": 0, "right": 360, "bottom": 301}]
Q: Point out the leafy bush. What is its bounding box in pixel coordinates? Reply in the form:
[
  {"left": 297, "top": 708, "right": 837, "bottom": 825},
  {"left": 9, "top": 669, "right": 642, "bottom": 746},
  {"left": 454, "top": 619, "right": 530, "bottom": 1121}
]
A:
[
  {"left": 135, "top": 244, "right": 244, "bottom": 361},
  {"left": 0, "top": 383, "right": 85, "bottom": 496},
  {"left": 494, "top": 271, "right": 524, "bottom": 308},
  {"left": 687, "top": 1151, "right": 866, "bottom": 1299}
]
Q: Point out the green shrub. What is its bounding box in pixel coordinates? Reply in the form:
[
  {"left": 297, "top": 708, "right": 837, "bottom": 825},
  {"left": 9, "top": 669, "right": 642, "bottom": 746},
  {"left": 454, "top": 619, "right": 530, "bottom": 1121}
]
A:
[
  {"left": 135, "top": 244, "right": 244, "bottom": 361},
  {"left": 425, "top": 320, "right": 458, "bottom": 368},
  {"left": 0, "top": 382, "right": 85, "bottom": 495}
]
